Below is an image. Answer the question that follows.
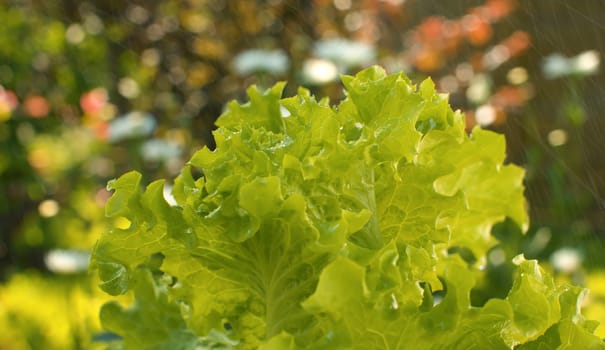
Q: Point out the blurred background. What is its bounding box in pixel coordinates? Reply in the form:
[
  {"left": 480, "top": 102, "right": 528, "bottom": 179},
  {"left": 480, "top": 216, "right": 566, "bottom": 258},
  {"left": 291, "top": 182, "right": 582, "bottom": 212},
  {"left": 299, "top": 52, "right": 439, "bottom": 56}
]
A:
[{"left": 0, "top": 0, "right": 604, "bottom": 348}]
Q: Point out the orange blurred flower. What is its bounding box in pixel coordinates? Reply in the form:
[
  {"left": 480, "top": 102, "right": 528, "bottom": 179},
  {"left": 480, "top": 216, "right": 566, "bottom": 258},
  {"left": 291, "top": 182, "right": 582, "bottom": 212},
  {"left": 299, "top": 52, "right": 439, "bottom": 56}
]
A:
[
  {"left": 484, "top": 0, "right": 517, "bottom": 21},
  {"left": 418, "top": 17, "right": 445, "bottom": 43},
  {"left": 414, "top": 47, "right": 443, "bottom": 72},
  {"left": 93, "top": 120, "right": 110, "bottom": 141},
  {"left": 492, "top": 85, "right": 531, "bottom": 108},
  {"left": 463, "top": 14, "right": 493, "bottom": 46},
  {"left": 503, "top": 31, "right": 531, "bottom": 57},
  {"left": 442, "top": 20, "right": 464, "bottom": 55}
]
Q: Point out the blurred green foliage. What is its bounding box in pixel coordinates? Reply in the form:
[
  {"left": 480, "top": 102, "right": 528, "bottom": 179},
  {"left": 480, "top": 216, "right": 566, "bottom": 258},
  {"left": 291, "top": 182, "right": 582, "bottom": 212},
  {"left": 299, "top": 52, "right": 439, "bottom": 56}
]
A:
[
  {"left": 0, "top": 272, "right": 107, "bottom": 349},
  {"left": 0, "top": 0, "right": 604, "bottom": 347}
]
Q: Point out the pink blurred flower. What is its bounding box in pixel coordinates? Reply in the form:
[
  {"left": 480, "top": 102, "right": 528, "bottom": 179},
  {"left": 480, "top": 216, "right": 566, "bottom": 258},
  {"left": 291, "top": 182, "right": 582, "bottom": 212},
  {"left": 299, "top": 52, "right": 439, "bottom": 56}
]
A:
[{"left": 0, "top": 88, "right": 18, "bottom": 121}]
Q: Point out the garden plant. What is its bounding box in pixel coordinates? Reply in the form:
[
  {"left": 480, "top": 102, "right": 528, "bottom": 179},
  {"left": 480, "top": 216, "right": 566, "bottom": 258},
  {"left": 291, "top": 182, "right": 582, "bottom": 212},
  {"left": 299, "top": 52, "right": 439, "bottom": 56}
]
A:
[{"left": 93, "top": 67, "right": 605, "bottom": 349}]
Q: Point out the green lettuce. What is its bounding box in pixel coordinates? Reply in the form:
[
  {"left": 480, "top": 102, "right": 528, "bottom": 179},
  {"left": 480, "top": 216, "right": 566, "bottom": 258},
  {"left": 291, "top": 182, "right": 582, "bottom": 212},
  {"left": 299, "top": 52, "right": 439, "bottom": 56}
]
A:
[{"left": 92, "top": 66, "right": 604, "bottom": 349}]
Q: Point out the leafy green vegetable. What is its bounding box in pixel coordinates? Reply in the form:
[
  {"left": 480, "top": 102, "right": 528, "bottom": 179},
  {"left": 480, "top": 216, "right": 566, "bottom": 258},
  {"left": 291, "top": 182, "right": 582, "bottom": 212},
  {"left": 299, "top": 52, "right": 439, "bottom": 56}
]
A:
[{"left": 92, "top": 66, "right": 604, "bottom": 349}]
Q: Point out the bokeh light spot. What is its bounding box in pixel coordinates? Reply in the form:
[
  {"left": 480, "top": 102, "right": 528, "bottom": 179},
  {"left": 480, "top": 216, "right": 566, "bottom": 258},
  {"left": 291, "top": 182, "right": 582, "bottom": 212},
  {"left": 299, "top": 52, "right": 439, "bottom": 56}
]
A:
[
  {"left": 455, "top": 62, "right": 474, "bottom": 83},
  {"left": 475, "top": 104, "right": 496, "bottom": 126},
  {"left": 483, "top": 44, "right": 510, "bottom": 70},
  {"left": 39, "top": 199, "right": 60, "bottom": 218},
  {"left": 65, "top": 24, "right": 86, "bottom": 44},
  {"left": 126, "top": 5, "right": 149, "bottom": 25},
  {"left": 182, "top": 13, "right": 210, "bottom": 33},
  {"left": 344, "top": 12, "right": 364, "bottom": 32},
  {"left": 439, "top": 75, "right": 459, "bottom": 93},
  {"left": 507, "top": 67, "right": 528, "bottom": 85},
  {"left": 302, "top": 58, "right": 338, "bottom": 85},
  {"left": 32, "top": 53, "right": 51, "bottom": 72},
  {"left": 141, "top": 48, "right": 161, "bottom": 67},
  {"left": 575, "top": 50, "right": 600, "bottom": 74},
  {"left": 466, "top": 74, "right": 491, "bottom": 104},
  {"left": 146, "top": 23, "right": 165, "bottom": 41},
  {"left": 83, "top": 14, "right": 104, "bottom": 35},
  {"left": 548, "top": 129, "right": 568, "bottom": 147},
  {"left": 334, "top": 0, "right": 352, "bottom": 11},
  {"left": 488, "top": 248, "right": 506, "bottom": 266},
  {"left": 44, "top": 249, "right": 90, "bottom": 274},
  {"left": 117, "top": 78, "right": 141, "bottom": 99},
  {"left": 550, "top": 247, "right": 582, "bottom": 274}
]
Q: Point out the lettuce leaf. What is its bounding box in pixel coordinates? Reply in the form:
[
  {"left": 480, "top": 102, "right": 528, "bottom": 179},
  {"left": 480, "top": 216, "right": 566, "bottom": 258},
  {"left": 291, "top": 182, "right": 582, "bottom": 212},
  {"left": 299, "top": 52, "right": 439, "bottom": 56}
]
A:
[
  {"left": 93, "top": 66, "right": 603, "bottom": 349},
  {"left": 100, "top": 266, "right": 238, "bottom": 350}
]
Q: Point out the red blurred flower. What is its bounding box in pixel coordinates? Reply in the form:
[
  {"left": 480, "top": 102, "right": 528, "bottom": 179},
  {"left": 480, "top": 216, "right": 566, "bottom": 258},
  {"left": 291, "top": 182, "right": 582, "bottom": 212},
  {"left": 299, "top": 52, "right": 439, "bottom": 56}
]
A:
[
  {"left": 24, "top": 95, "right": 50, "bottom": 118},
  {"left": 80, "top": 88, "right": 108, "bottom": 115}
]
